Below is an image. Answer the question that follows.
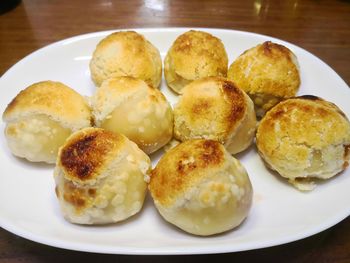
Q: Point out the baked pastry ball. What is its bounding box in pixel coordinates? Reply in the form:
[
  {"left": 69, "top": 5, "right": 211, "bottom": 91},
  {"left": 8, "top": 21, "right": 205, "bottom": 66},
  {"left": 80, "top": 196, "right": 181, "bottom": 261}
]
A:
[
  {"left": 173, "top": 77, "right": 256, "bottom": 154},
  {"left": 256, "top": 95, "right": 350, "bottom": 191},
  {"left": 149, "top": 139, "right": 253, "bottom": 236},
  {"left": 91, "top": 76, "right": 173, "bottom": 154},
  {"left": 228, "top": 41, "right": 300, "bottom": 117},
  {"left": 2, "top": 81, "right": 91, "bottom": 163},
  {"left": 164, "top": 30, "right": 228, "bottom": 94},
  {"left": 54, "top": 127, "right": 151, "bottom": 224},
  {"left": 90, "top": 31, "right": 162, "bottom": 88}
]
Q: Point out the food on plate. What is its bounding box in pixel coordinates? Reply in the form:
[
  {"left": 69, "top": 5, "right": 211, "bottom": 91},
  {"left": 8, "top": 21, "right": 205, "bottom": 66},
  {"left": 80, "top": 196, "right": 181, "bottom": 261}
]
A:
[
  {"left": 173, "top": 77, "right": 256, "bottom": 154},
  {"left": 149, "top": 139, "right": 253, "bottom": 236},
  {"left": 228, "top": 41, "right": 300, "bottom": 117},
  {"left": 256, "top": 95, "right": 350, "bottom": 191},
  {"left": 90, "top": 31, "right": 162, "bottom": 88},
  {"left": 164, "top": 30, "right": 228, "bottom": 94},
  {"left": 91, "top": 76, "right": 173, "bottom": 154},
  {"left": 54, "top": 127, "right": 151, "bottom": 224},
  {"left": 2, "top": 81, "right": 91, "bottom": 163}
]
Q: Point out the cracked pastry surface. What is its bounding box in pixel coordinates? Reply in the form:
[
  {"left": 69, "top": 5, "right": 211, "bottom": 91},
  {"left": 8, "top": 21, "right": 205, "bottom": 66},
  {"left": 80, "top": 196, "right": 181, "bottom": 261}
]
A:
[
  {"left": 173, "top": 77, "right": 256, "bottom": 154},
  {"left": 2, "top": 81, "right": 92, "bottom": 163},
  {"left": 164, "top": 30, "right": 228, "bottom": 94},
  {"left": 228, "top": 41, "right": 300, "bottom": 117},
  {"left": 149, "top": 139, "right": 253, "bottom": 236},
  {"left": 90, "top": 31, "right": 162, "bottom": 88},
  {"left": 54, "top": 127, "right": 151, "bottom": 224},
  {"left": 91, "top": 76, "right": 173, "bottom": 154},
  {"left": 256, "top": 95, "right": 350, "bottom": 191}
]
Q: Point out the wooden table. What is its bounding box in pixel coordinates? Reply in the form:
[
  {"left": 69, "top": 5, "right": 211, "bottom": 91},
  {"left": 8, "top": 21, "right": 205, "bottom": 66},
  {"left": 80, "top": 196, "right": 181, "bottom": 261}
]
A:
[{"left": 0, "top": 0, "right": 349, "bottom": 261}]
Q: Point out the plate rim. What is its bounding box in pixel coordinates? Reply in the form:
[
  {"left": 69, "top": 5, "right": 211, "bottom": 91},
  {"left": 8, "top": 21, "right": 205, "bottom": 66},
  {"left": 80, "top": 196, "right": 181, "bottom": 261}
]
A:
[{"left": 0, "top": 27, "right": 349, "bottom": 255}]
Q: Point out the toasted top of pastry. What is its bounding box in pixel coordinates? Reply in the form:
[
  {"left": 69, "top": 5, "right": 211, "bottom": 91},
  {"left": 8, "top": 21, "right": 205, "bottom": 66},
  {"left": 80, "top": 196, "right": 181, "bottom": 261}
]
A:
[
  {"left": 167, "top": 30, "right": 228, "bottom": 79},
  {"left": 55, "top": 127, "right": 151, "bottom": 224},
  {"left": 2, "top": 81, "right": 91, "bottom": 131},
  {"left": 58, "top": 127, "right": 129, "bottom": 185},
  {"left": 256, "top": 95, "right": 350, "bottom": 190},
  {"left": 149, "top": 139, "right": 229, "bottom": 207},
  {"left": 228, "top": 41, "right": 300, "bottom": 98},
  {"left": 174, "top": 77, "right": 248, "bottom": 143},
  {"left": 89, "top": 31, "right": 162, "bottom": 88},
  {"left": 257, "top": 95, "right": 350, "bottom": 153},
  {"left": 149, "top": 139, "right": 253, "bottom": 236},
  {"left": 164, "top": 30, "right": 228, "bottom": 93}
]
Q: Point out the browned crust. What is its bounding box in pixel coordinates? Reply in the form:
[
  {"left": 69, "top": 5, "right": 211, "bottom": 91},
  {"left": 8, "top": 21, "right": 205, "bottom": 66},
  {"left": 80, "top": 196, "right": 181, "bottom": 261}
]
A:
[
  {"left": 90, "top": 31, "right": 162, "bottom": 88},
  {"left": 344, "top": 144, "right": 350, "bottom": 169},
  {"left": 63, "top": 181, "right": 87, "bottom": 209},
  {"left": 173, "top": 30, "right": 222, "bottom": 55},
  {"left": 95, "top": 31, "right": 149, "bottom": 60},
  {"left": 295, "top": 95, "right": 348, "bottom": 120},
  {"left": 227, "top": 41, "right": 300, "bottom": 99},
  {"left": 261, "top": 41, "right": 292, "bottom": 62},
  {"left": 149, "top": 139, "right": 225, "bottom": 207},
  {"left": 61, "top": 181, "right": 98, "bottom": 212},
  {"left": 166, "top": 30, "right": 228, "bottom": 80},
  {"left": 2, "top": 81, "right": 91, "bottom": 128},
  {"left": 296, "top": 95, "right": 320, "bottom": 101},
  {"left": 191, "top": 96, "right": 214, "bottom": 115},
  {"left": 256, "top": 96, "right": 350, "bottom": 177},
  {"left": 174, "top": 77, "right": 247, "bottom": 142},
  {"left": 221, "top": 80, "right": 246, "bottom": 125},
  {"left": 59, "top": 128, "right": 125, "bottom": 183},
  {"left": 267, "top": 95, "right": 348, "bottom": 120}
]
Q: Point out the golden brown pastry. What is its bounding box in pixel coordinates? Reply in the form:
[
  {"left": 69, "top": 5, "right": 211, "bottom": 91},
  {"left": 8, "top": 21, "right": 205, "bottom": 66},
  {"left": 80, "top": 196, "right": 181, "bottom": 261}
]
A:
[
  {"left": 2, "top": 81, "right": 91, "bottom": 163},
  {"left": 228, "top": 41, "right": 300, "bottom": 117},
  {"left": 149, "top": 139, "right": 253, "bottom": 236},
  {"left": 164, "top": 30, "right": 228, "bottom": 94},
  {"left": 256, "top": 95, "right": 350, "bottom": 191},
  {"left": 173, "top": 77, "right": 256, "bottom": 154},
  {"left": 91, "top": 76, "right": 173, "bottom": 154},
  {"left": 54, "top": 127, "right": 151, "bottom": 224},
  {"left": 90, "top": 31, "right": 162, "bottom": 88}
]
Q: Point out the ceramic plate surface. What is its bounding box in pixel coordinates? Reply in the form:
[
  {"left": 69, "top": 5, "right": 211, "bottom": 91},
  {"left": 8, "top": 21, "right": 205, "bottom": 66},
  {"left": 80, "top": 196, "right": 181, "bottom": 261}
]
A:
[{"left": 0, "top": 28, "right": 349, "bottom": 255}]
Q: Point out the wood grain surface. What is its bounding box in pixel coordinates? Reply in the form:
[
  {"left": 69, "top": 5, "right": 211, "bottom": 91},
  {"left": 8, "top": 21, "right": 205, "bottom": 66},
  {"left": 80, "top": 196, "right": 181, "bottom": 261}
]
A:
[{"left": 0, "top": 0, "right": 349, "bottom": 262}]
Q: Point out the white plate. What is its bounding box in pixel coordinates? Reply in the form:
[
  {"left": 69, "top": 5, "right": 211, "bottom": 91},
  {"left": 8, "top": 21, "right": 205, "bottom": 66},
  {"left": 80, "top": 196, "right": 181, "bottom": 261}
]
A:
[{"left": 0, "top": 28, "right": 349, "bottom": 255}]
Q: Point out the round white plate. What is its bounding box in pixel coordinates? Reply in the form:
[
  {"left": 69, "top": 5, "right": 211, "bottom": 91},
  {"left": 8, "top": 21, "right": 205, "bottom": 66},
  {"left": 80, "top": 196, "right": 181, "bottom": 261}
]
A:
[{"left": 0, "top": 28, "right": 349, "bottom": 255}]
